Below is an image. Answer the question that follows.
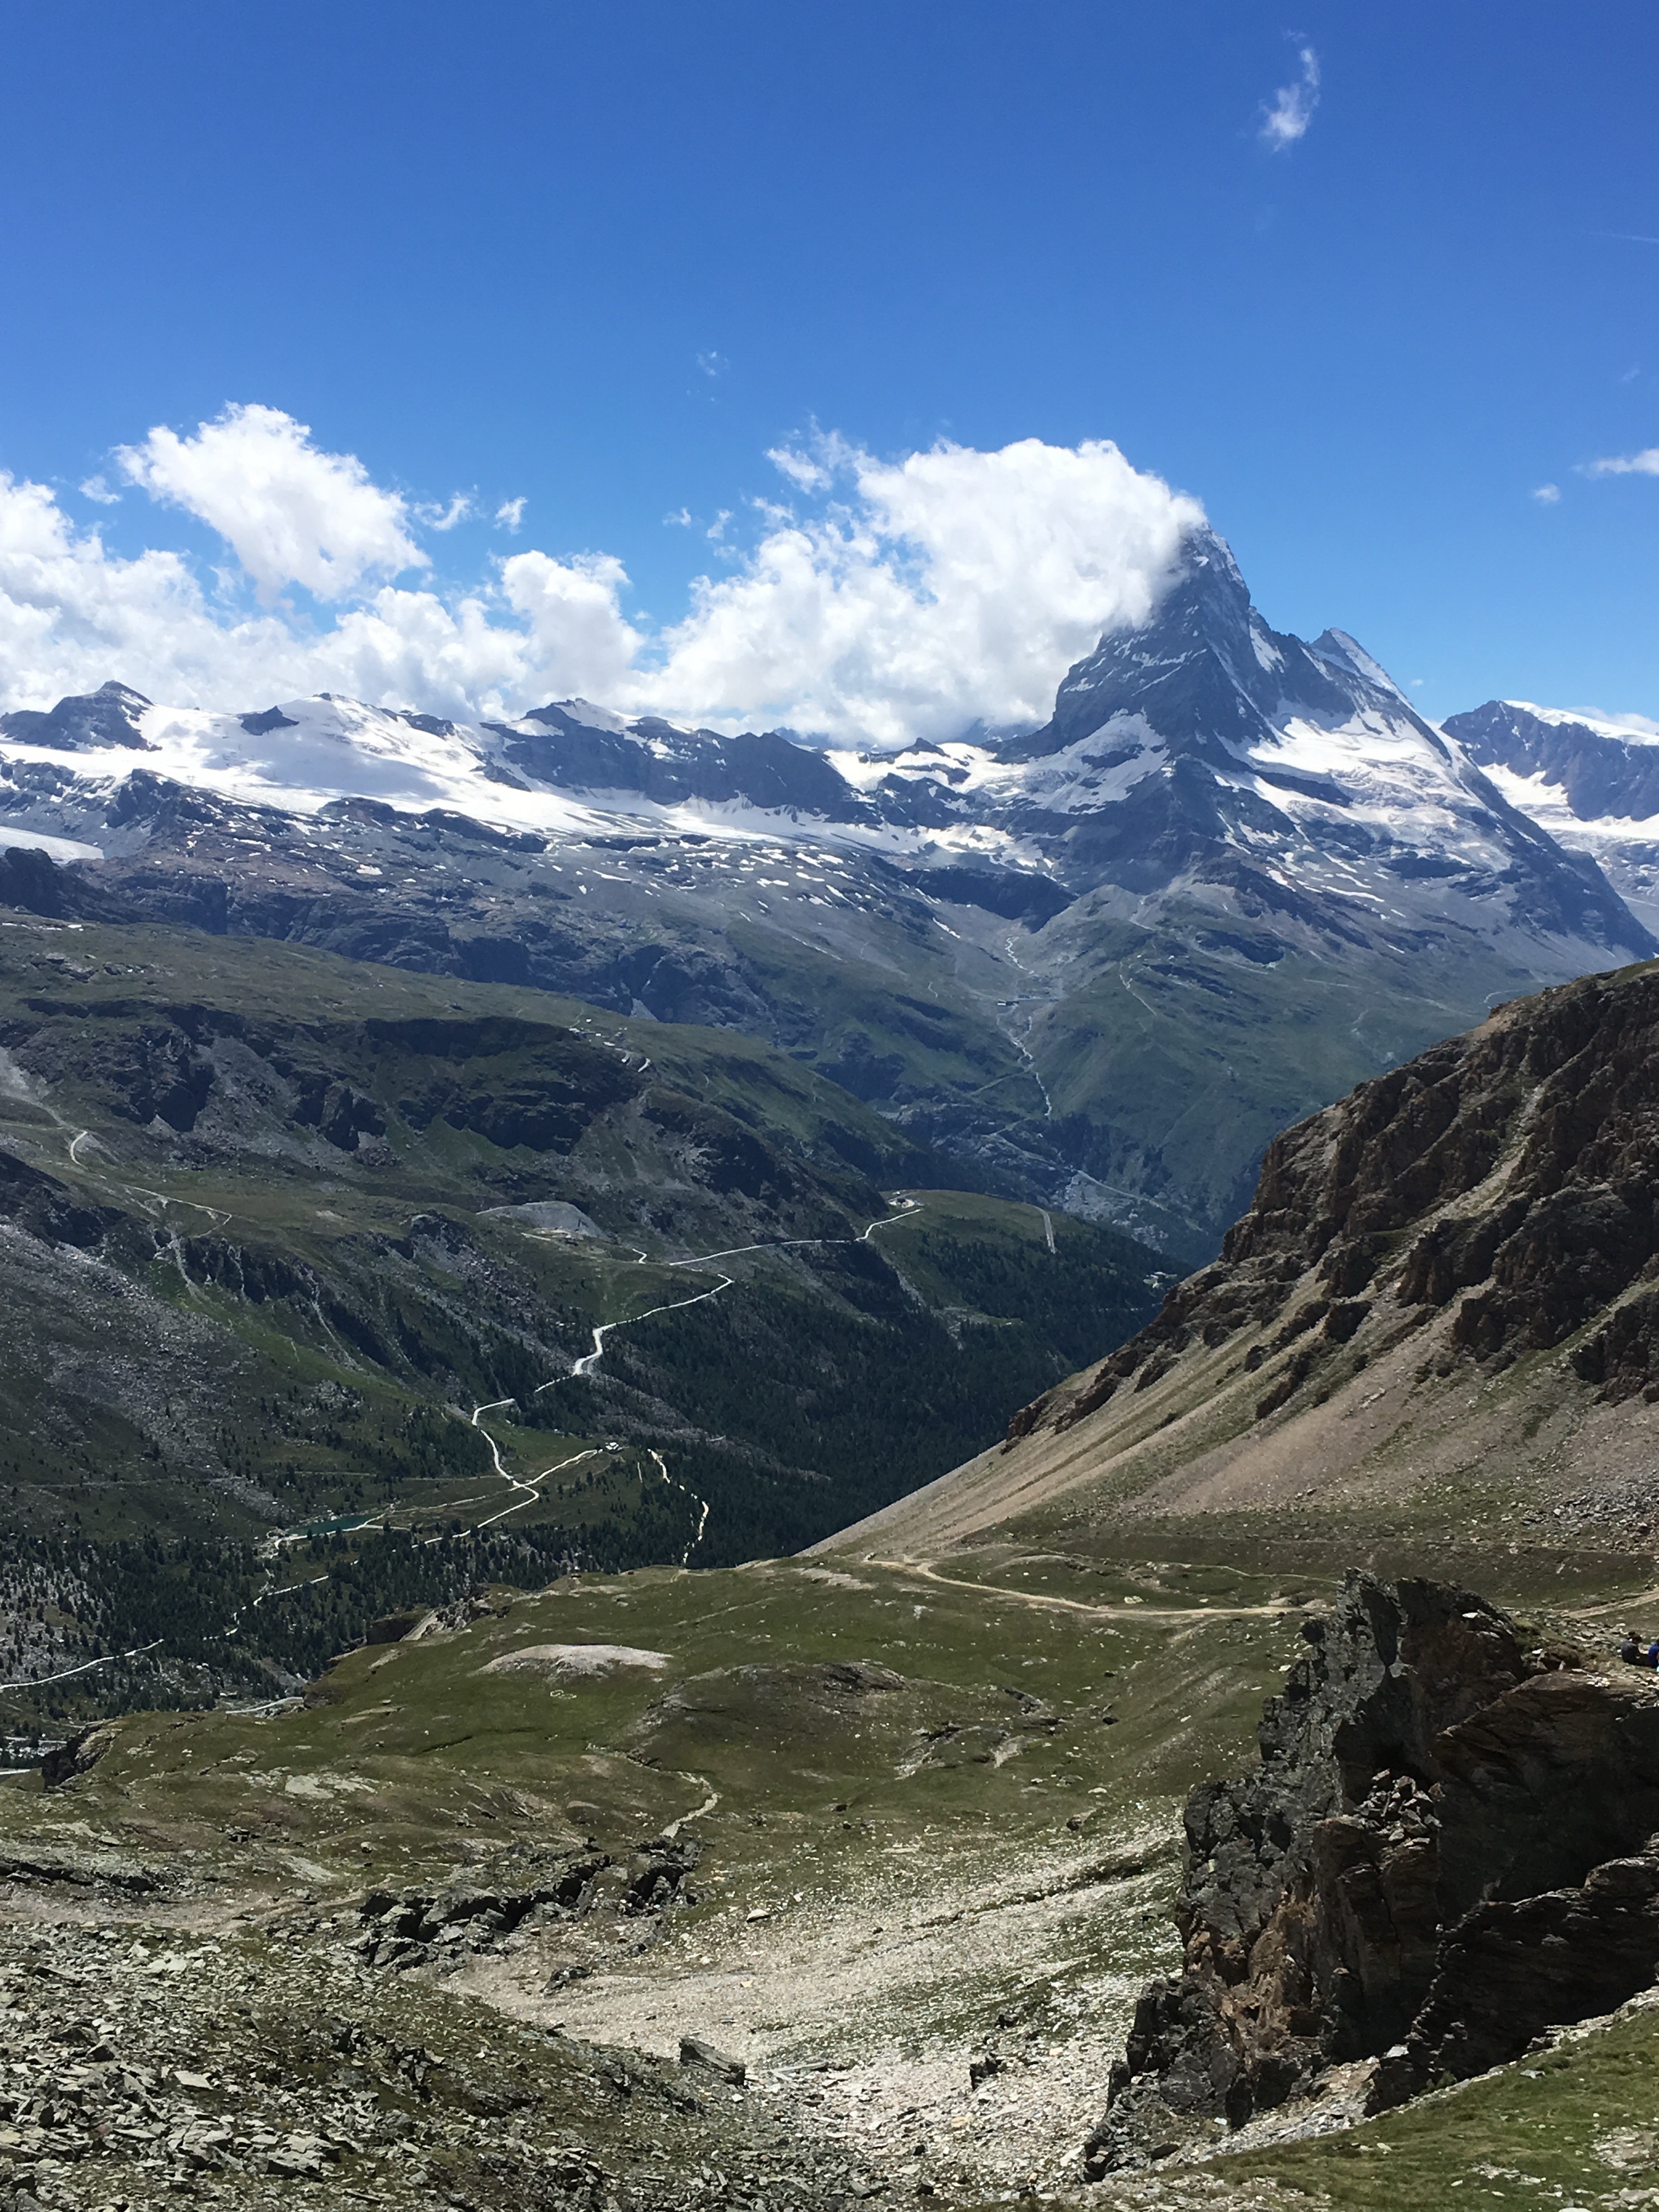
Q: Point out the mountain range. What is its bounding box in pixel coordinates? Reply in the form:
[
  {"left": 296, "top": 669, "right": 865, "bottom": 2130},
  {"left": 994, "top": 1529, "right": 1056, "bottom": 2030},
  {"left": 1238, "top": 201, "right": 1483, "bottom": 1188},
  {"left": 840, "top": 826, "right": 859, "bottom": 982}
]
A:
[
  {"left": 1445, "top": 695, "right": 1659, "bottom": 937},
  {"left": 1, "top": 524, "right": 1650, "bottom": 1260}
]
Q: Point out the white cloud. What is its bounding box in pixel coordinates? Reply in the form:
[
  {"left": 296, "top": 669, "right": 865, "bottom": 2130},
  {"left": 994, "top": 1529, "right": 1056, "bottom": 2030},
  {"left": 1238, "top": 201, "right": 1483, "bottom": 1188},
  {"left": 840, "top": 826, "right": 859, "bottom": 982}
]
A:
[
  {"left": 697, "top": 351, "right": 729, "bottom": 379},
  {"left": 1583, "top": 447, "right": 1659, "bottom": 477},
  {"left": 618, "top": 434, "right": 1204, "bottom": 744},
  {"left": 0, "top": 411, "right": 1205, "bottom": 745},
  {"left": 416, "top": 493, "right": 472, "bottom": 531},
  {"left": 1532, "top": 483, "right": 1561, "bottom": 504},
  {"left": 115, "top": 403, "right": 426, "bottom": 602},
  {"left": 500, "top": 550, "right": 642, "bottom": 703},
  {"left": 78, "top": 475, "right": 120, "bottom": 506},
  {"left": 1567, "top": 704, "right": 1659, "bottom": 737},
  {"left": 1259, "top": 44, "right": 1321, "bottom": 151},
  {"left": 494, "top": 496, "right": 527, "bottom": 532},
  {"left": 0, "top": 467, "right": 614, "bottom": 720}
]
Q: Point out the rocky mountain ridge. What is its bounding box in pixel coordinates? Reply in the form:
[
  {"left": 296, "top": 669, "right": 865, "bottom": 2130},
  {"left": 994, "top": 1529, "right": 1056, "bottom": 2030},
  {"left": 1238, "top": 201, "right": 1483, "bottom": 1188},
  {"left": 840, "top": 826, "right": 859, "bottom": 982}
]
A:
[
  {"left": 1, "top": 527, "right": 1648, "bottom": 1256},
  {"left": 830, "top": 949, "right": 1659, "bottom": 1568},
  {"left": 1447, "top": 697, "right": 1659, "bottom": 939}
]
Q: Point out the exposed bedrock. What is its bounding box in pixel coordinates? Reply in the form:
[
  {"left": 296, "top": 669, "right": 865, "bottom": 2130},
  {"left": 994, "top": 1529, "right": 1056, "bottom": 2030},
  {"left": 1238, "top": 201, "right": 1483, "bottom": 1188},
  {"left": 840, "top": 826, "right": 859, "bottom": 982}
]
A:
[{"left": 1083, "top": 1572, "right": 1659, "bottom": 2175}]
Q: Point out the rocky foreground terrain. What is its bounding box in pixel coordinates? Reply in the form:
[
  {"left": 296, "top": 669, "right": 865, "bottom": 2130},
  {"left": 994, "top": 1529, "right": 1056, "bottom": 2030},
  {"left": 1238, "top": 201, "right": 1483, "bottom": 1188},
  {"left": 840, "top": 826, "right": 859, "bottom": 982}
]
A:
[
  {"left": 4, "top": 1558, "right": 1659, "bottom": 2212},
  {"left": 1090, "top": 1573, "right": 1659, "bottom": 2171},
  {"left": 0, "top": 1858, "right": 897, "bottom": 2210}
]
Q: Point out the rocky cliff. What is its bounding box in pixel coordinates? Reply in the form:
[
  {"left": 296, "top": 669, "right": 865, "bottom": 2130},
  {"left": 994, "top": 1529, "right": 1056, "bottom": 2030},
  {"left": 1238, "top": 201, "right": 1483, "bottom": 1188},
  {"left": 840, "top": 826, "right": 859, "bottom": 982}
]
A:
[{"left": 1086, "top": 1572, "right": 1659, "bottom": 2172}]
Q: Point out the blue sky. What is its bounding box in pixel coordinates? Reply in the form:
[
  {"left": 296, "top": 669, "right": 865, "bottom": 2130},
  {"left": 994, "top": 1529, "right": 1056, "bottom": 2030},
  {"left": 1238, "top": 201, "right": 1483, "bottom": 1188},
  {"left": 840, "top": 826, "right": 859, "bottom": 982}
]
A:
[{"left": 0, "top": 0, "right": 1655, "bottom": 731}]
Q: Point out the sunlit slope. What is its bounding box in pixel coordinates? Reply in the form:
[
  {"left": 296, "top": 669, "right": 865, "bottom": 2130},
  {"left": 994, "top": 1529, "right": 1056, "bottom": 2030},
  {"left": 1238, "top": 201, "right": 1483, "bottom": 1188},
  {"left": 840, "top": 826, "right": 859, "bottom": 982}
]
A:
[
  {"left": 8, "top": 1540, "right": 1655, "bottom": 2205},
  {"left": 826, "top": 957, "right": 1659, "bottom": 1590}
]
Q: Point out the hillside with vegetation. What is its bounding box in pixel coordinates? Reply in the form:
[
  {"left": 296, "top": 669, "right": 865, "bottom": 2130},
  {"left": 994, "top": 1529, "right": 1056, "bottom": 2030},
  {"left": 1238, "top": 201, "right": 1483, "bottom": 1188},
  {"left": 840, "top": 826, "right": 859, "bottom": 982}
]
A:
[
  {"left": 0, "top": 915, "right": 1162, "bottom": 1724},
  {"left": 5, "top": 941, "right": 1659, "bottom": 2212}
]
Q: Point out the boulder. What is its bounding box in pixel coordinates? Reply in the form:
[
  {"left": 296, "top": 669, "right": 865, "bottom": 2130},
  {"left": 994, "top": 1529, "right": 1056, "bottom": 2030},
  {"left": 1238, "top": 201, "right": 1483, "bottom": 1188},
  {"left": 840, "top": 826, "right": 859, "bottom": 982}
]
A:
[{"left": 679, "top": 2036, "right": 745, "bottom": 2084}]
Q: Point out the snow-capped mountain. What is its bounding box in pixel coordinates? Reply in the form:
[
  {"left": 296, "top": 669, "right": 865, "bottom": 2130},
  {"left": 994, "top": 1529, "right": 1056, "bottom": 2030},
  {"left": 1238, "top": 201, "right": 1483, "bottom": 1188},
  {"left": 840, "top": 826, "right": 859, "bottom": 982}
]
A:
[
  {"left": 0, "top": 527, "right": 1648, "bottom": 1256},
  {"left": 1443, "top": 698, "right": 1659, "bottom": 939}
]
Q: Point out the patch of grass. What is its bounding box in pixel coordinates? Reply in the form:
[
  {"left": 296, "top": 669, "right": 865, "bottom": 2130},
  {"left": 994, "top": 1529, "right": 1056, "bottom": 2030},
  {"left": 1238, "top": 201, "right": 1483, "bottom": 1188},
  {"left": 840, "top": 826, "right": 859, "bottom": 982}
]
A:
[{"left": 1224, "top": 2000, "right": 1659, "bottom": 2208}]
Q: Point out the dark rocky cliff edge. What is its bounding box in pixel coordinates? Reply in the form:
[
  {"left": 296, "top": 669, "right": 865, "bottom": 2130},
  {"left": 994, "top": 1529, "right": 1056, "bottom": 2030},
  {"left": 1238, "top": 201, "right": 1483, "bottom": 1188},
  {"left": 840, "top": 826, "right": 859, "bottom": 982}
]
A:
[{"left": 1085, "top": 1572, "right": 1659, "bottom": 2175}]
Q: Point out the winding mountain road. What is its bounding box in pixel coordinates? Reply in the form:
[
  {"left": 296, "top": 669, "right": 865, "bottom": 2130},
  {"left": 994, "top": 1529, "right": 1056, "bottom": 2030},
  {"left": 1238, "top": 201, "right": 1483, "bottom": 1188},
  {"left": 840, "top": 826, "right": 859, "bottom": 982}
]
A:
[
  {"left": 860, "top": 1554, "right": 1294, "bottom": 1624},
  {"left": 456, "top": 1195, "right": 927, "bottom": 1560}
]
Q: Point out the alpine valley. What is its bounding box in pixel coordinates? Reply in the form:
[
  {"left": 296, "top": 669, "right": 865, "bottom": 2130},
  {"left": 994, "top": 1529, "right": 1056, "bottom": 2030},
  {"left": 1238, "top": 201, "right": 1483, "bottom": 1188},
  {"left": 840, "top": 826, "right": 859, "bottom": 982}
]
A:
[{"left": 6, "top": 524, "right": 1659, "bottom": 2212}]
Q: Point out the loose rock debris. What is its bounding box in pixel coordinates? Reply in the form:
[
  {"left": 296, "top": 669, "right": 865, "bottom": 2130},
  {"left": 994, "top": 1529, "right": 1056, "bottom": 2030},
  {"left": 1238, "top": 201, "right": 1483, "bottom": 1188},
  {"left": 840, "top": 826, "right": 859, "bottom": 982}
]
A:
[{"left": 0, "top": 1904, "right": 899, "bottom": 2211}]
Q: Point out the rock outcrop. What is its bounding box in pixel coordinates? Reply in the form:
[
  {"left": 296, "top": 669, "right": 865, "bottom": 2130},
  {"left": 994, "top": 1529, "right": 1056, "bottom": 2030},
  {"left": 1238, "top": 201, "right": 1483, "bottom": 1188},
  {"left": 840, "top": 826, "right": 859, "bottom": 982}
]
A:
[{"left": 1084, "top": 1573, "right": 1659, "bottom": 2174}]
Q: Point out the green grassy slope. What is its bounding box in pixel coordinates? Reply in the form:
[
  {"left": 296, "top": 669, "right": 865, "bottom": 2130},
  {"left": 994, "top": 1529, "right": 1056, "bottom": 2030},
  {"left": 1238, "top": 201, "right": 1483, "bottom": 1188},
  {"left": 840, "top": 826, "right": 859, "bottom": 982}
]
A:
[
  {"left": 0, "top": 917, "right": 1165, "bottom": 1718},
  {"left": 1026, "top": 893, "right": 1584, "bottom": 1257}
]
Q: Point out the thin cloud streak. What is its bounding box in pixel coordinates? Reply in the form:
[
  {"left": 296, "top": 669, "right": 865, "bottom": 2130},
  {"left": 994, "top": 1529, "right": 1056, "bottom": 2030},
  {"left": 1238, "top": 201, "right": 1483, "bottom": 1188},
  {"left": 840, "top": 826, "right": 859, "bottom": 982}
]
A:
[{"left": 1583, "top": 449, "right": 1659, "bottom": 478}]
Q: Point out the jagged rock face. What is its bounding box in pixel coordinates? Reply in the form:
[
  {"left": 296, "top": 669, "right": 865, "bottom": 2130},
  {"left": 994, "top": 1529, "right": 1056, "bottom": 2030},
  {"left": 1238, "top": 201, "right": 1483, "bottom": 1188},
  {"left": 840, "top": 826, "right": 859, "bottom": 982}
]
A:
[
  {"left": 1448, "top": 701, "right": 1659, "bottom": 827},
  {"left": 0, "top": 678, "right": 153, "bottom": 752},
  {"left": 1004, "top": 533, "right": 1646, "bottom": 953},
  {"left": 1008, "top": 957, "right": 1659, "bottom": 1449},
  {"left": 1086, "top": 1574, "right": 1659, "bottom": 2172}
]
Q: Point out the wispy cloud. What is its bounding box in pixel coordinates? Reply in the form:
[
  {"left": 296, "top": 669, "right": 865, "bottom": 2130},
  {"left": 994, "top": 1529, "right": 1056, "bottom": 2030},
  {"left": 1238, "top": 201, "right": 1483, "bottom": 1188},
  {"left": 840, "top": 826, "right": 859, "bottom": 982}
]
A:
[
  {"left": 78, "top": 475, "right": 120, "bottom": 506},
  {"left": 696, "top": 351, "right": 729, "bottom": 379},
  {"left": 1583, "top": 448, "right": 1659, "bottom": 478},
  {"left": 416, "top": 493, "right": 472, "bottom": 531},
  {"left": 1567, "top": 705, "right": 1659, "bottom": 737},
  {"left": 494, "top": 496, "right": 526, "bottom": 531},
  {"left": 664, "top": 506, "right": 695, "bottom": 528},
  {"left": 1259, "top": 43, "right": 1320, "bottom": 151},
  {"left": 766, "top": 427, "right": 861, "bottom": 494},
  {"left": 1532, "top": 483, "right": 1561, "bottom": 504}
]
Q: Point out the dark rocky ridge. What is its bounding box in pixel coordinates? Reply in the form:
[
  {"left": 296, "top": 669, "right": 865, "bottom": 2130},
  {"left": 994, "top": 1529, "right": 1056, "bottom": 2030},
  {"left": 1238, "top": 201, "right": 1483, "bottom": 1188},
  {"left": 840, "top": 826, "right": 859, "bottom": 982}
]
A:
[
  {"left": 0, "top": 678, "right": 153, "bottom": 753},
  {"left": 1009, "top": 954, "right": 1659, "bottom": 1447},
  {"left": 1085, "top": 1572, "right": 1659, "bottom": 2173},
  {"left": 1444, "top": 698, "right": 1659, "bottom": 948}
]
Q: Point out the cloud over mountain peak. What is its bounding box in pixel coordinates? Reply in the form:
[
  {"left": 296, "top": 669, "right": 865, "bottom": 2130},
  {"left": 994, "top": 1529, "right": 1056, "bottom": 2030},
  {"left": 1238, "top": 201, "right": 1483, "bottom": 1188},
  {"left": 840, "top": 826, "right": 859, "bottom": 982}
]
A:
[{"left": 0, "top": 409, "right": 1204, "bottom": 746}]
